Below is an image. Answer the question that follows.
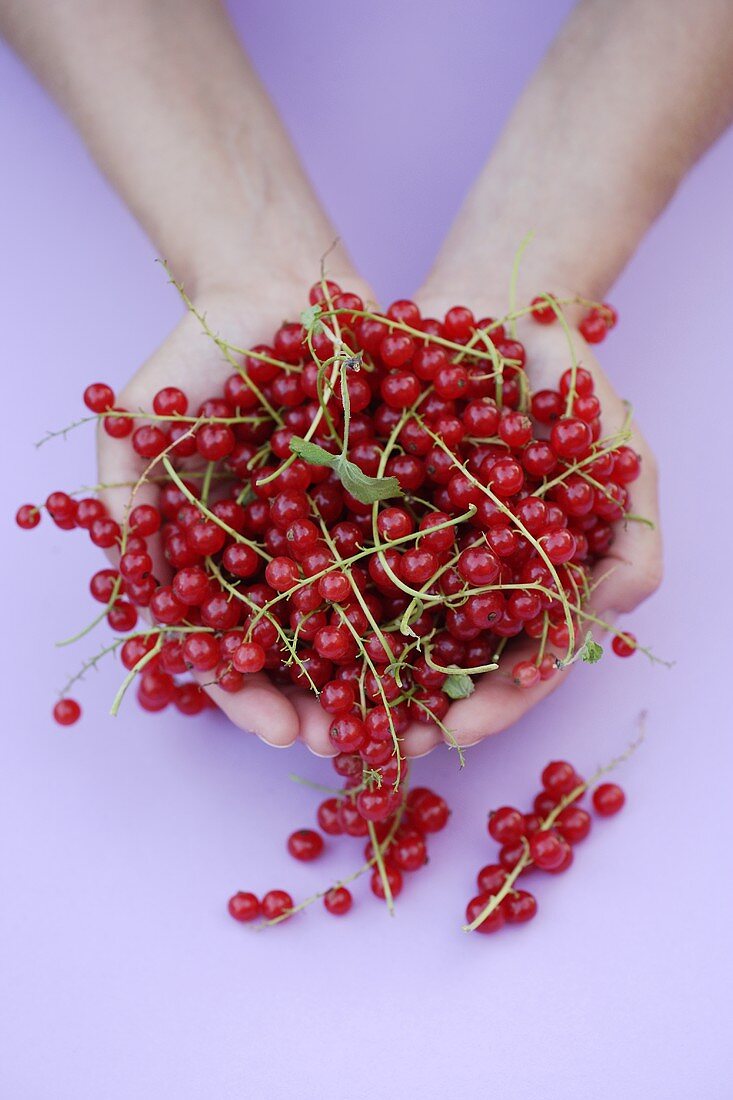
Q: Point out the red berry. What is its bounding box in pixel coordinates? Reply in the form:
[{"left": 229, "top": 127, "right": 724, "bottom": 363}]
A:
[
  {"left": 592, "top": 783, "right": 626, "bottom": 816},
  {"left": 530, "top": 296, "right": 556, "bottom": 324},
  {"left": 541, "top": 760, "right": 578, "bottom": 797},
  {"left": 391, "top": 829, "right": 427, "bottom": 872},
  {"left": 529, "top": 829, "right": 566, "bottom": 871},
  {"left": 409, "top": 790, "right": 450, "bottom": 833},
  {"left": 83, "top": 382, "right": 115, "bottom": 413},
  {"left": 356, "top": 787, "right": 396, "bottom": 823},
  {"left": 338, "top": 799, "right": 369, "bottom": 837},
  {"left": 476, "top": 864, "right": 508, "bottom": 894},
  {"left": 465, "top": 894, "right": 505, "bottom": 934},
  {"left": 324, "top": 886, "right": 352, "bottom": 916},
  {"left": 228, "top": 892, "right": 260, "bottom": 922},
  {"left": 534, "top": 790, "right": 560, "bottom": 818},
  {"left": 498, "top": 840, "right": 528, "bottom": 872},
  {"left": 261, "top": 890, "right": 294, "bottom": 922},
  {"left": 153, "top": 386, "right": 188, "bottom": 417},
  {"left": 545, "top": 840, "right": 574, "bottom": 874},
  {"left": 512, "top": 660, "right": 541, "bottom": 688},
  {"left": 551, "top": 417, "right": 592, "bottom": 459},
  {"left": 317, "top": 797, "right": 343, "bottom": 836},
  {"left": 53, "top": 698, "right": 81, "bottom": 726},
  {"left": 380, "top": 334, "right": 416, "bottom": 369},
  {"left": 579, "top": 311, "right": 607, "bottom": 344},
  {"left": 46, "top": 491, "right": 76, "bottom": 523},
  {"left": 103, "top": 408, "right": 133, "bottom": 438},
  {"left": 329, "top": 714, "right": 366, "bottom": 753},
  {"left": 488, "top": 806, "right": 525, "bottom": 844},
  {"left": 612, "top": 632, "right": 637, "bottom": 657},
  {"left": 15, "top": 504, "right": 41, "bottom": 529},
  {"left": 444, "top": 306, "right": 475, "bottom": 342},
  {"left": 132, "top": 425, "right": 169, "bottom": 459},
  {"left": 555, "top": 806, "right": 592, "bottom": 844},
  {"left": 232, "top": 642, "right": 266, "bottom": 674},
  {"left": 287, "top": 829, "right": 324, "bottom": 861},
  {"left": 503, "top": 889, "right": 538, "bottom": 923},
  {"left": 370, "top": 864, "right": 403, "bottom": 900}
]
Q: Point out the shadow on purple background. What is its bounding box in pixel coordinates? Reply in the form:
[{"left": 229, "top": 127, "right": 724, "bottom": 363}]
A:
[{"left": 2, "top": 2, "right": 732, "bottom": 1097}]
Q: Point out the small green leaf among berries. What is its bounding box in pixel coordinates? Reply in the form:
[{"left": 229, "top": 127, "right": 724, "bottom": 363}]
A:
[
  {"left": 444, "top": 673, "right": 476, "bottom": 700},
  {"left": 288, "top": 436, "right": 402, "bottom": 505},
  {"left": 299, "top": 303, "right": 323, "bottom": 335},
  {"left": 581, "top": 635, "right": 604, "bottom": 664}
]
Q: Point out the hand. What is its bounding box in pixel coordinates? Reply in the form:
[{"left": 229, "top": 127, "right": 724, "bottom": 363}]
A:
[
  {"left": 97, "top": 277, "right": 378, "bottom": 754},
  {"left": 402, "top": 285, "right": 663, "bottom": 752}
]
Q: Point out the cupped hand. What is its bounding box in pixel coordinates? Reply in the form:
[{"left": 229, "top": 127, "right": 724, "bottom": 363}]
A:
[
  {"left": 97, "top": 278, "right": 374, "bottom": 753},
  {"left": 99, "top": 279, "right": 662, "bottom": 762},
  {"left": 399, "top": 288, "right": 663, "bottom": 755}
]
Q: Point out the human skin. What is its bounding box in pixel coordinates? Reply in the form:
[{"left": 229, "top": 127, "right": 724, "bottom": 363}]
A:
[{"left": 3, "top": 0, "right": 732, "bottom": 754}]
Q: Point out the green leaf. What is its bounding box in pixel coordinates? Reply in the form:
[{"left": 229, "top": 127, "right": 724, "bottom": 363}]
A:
[
  {"left": 300, "top": 304, "right": 323, "bottom": 334},
  {"left": 288, "top": 437, "right": 402, "bottom": 505},
  {"left": 444, "top": 673, "right": 475, "bottom": 700},
  {"left": 334, "top": 456, "right": 401, "bottom": 505},
  {"left": 288, "top": 436, "right": 338, "bottom": 467},
  {"left": 580, "top": 632, "right": 603, "bottom": 664}
]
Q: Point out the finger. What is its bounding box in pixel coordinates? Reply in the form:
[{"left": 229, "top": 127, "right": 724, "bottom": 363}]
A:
[
  {"left": 592, "top": 431, "right": 663, "bottom": 614},
  {"left": 400, "top": 722, "right": 442, "bottom": 758},
  {"left": 444, "top": 643, "right": 573, "bottom": 746},
  {"left": 196, "top": 671, "right": 300, "bottom": 747},
  {"left": 283, "top": 689, "right": 338, "bottom": 756}
]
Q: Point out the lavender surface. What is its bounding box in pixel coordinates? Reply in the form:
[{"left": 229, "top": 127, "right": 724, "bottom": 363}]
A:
[{"left": 2, "top": 2, "right": 732, "bottom": 1096}]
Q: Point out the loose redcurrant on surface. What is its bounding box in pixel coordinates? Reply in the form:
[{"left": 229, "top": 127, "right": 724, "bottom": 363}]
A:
[
  {"left": 323, "top": 887, "right": 352, "bottom": 916},
  {"left": 465, "top": 895, "right": 505, "bottom": 934},
  {"left": 53, "top": 698, "right": 81, "bottom": 726},
  {"left": 612, "top": 632, "right": 637, "bottom": 657},
  {"left": 370, "top": 865, "right": 403, "bottom": 900},
  {"left": 15, "top": 504, "right": 41, "bottom": 529},
  {"left": 488, "top": 807, "right": 525, "bottom": 844},
  {"left": 83, "top": 382, "right": 115, "bottom": 413},
  {"left": 555, "top": 806, "right": 592, "bottom": 844},
  {"left": 20, "top": 279, "right": 646, "bottom": 936},
  {"left": 592, "top": 783, "right": 626, "bottom": 816},
  {"left": 287, "top": 829, "right": 324, "bottom": 862},
  {"left": 409, "top": 791, "right": 450, "bottom": 833},
  {"left": 261, "top": 890, "right": 294, "bottom": 922},
  {"left": 541, "top": 760, "right": 578, "bottom": 798},
  {"left": 228, "top": 892, "right": 260, "bottom": 922},
  {"left": 476, "top": 865, "right": 508, "bottom": 895},
  {"left": 503, "top": 890, "right": 538, "bottom": 924},
  {"left": 529, "top": 830, "right": 567, "bottom": 871}
]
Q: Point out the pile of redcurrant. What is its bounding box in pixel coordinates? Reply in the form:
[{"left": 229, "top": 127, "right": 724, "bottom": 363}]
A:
[
  {"left": 229, "top": 778, "right": 450, "bottom": 925},
  {"left": 16, "top": 276, "right": 647, "bottom": 912},
  {"left": 466, "top": 759, "right": 626, "bottom": 934}
]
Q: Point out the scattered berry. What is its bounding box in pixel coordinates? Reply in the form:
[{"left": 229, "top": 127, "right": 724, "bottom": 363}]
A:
[
  {"left": 228, "top": 892, "right": 260, "bottom": 922},
  {"left": 592, "top": 783, "right": 626, "bottom": 816},
  {"left": 323, "top": 886, "right": 352, "bottom": 916},
  {"left": 53, "top": 698, "right": 81, "bottom": 726},
  {"left": 287, "top": 829, "right": 324, "bottom": 862}
]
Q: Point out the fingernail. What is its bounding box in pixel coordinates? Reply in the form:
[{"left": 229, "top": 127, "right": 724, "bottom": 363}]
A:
[{"left": 305, "top": 744, "right": 335, "bottom": 758}]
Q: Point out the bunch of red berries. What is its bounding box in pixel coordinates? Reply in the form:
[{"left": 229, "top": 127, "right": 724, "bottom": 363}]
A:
[
  {"left": 16, "top": 279, "right": 646, "bottom": 907},
  {"left": 229, "top": 778, "right": 450, "bottom": 925},
  {"left": 466, "top": 759, "right": 626, "bottom": 934}
]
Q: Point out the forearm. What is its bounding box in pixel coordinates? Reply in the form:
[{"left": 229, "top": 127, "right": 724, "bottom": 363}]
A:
[
  {"left": 426, "top": 0, "right": 733, "bottom": 303},
  {"left": 0, "top": 0, "right": 343, "bottom": 295}
]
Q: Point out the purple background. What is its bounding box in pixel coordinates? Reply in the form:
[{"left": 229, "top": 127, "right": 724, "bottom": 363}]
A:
[{"left": 2, "top": 2, "right": 732, "bottom": 1096}]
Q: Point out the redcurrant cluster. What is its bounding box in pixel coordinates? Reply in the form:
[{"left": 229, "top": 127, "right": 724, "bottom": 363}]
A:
[
  {"left": 228, "top": 778, "right": 450, "bottom": 925},
  {"left": 17, "top": 282, "right": 643, "bottom": 728},
  {"left": 16, "top": 277, "right": 648, "bottom": 905},
  {"left": 466, "top": 759, "right": 626, "bottom": 934}
]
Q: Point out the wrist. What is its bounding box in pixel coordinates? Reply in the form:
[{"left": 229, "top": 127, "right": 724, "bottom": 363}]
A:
[{"left": 176, "top": 230, "right": 370, "bottom": 320}]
